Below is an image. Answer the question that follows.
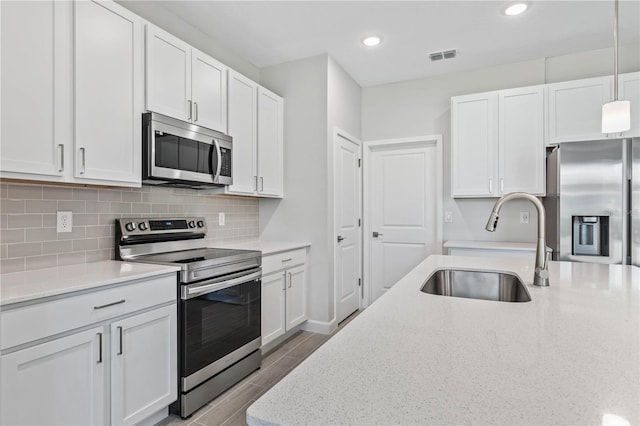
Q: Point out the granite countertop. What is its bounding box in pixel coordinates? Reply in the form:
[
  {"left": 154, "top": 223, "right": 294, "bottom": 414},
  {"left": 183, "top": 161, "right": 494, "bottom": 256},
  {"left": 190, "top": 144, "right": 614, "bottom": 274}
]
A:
[
  {"left": 0, "top": 261, "right": 180, "bottom": 306},
  {"left": 247, "top": 255, "right": 639, "bottom": 425},
  {"left": 219, "top": 240, "right": 310, "bottom": 256},
  {"left": 444, "top": 240, "right": 552, "bottom": 252}
]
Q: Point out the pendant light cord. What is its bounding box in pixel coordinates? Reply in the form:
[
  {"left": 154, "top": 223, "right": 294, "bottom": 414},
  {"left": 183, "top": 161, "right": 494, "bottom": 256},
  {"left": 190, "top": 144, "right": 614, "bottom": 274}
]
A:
[{"left": 613, "top": 0, "right": 619, "bottom": 101}]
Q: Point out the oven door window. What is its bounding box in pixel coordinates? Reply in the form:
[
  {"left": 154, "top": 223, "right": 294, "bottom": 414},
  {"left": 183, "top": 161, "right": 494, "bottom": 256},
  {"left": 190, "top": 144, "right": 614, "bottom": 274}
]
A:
[
  {"left": 180, "top": 278, "right": 261, "bottom": 377},
  {"left": 155, "top": 132, "right": 214, "bottom": 174}
]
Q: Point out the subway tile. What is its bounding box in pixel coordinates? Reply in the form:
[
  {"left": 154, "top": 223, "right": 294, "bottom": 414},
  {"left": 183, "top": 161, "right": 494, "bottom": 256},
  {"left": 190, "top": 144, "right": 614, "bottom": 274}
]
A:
[
  {"left": 166, "top": 204, "right": 184, "bottom": 214},
  {"left": 8, "top": 242, "right": 42, "bottom": 258},
  {"left": 25, "top": 200, "right": 57, "bottom": 214},
  {"left": 8, "top": 215, "right": 42, "bottom": 229},
  {"left": 43, "top": 240, "right": 73, "bottom": 255},
  {"left": 57, "top": 200, "right": 85, "bottom": 213},
  {"left": 110, "top": 203, "right": 132, "bottom": 214},
  {"left": 42, "top": 186, "right": 73, "bottom": 200},
  {"left": 86, "top": 249, "right": 111, "bottom": 263},
  {"left": 98, "top": 189, "right": 122, "bottom": 202},
  {"left": 1, "top": 214, "right": 8, "bottom": 229},
  {"left": 73, "top": 239, "right": 99, "bottom": 251},
  {"left": 25, "top": 228, "right": 57, "bottom": 242},
  {"left": 25, "top": 255, "right": 57, "bottom": 271},
  {"left": 121, "top": 191, "right": 142, "bottom": 202},
  {"left": 151, "top": 204, "right": 168, "bottom": 213},
  {"left": 43, "top": 214, "right": 56, "bottom": 227},
  {"left": 86, "top": 201, "right": 111, "bottom": 214},
  {"left": 8, "top": 184, "right": 43, "bottom": 200},
  {"left": 99, "top": 214, "right": 121, "bottom": 226},
  {"left": 74, "top": 214, "right": 99, "bottom": 226},
  {"left": 85, "top": 225, "right": 111, "bottom": 238},
  {"left": 1, "top": 229, "right": 24, "bottom": 244},
  {"left": 98, "top": 237, "right": 113, "bottom": 250},
  {"left": 1, "top": 244, "right": 7, "bottom": 259},
  {"left": 73, "top": 188, "right": 98, "bottom": 201},
  {"left": 1, "top": 258, "right": 25, "bottom": 273},
  {"left": 131, "top": 203, "right": 151, "bottom": 214},
  {"left": 58, "top": 252, "right": 86, "bottom": 266},
  {"left": 56, "top": 227, "right": 86, "bottom": 240},
  {"left": 1, "top": 184, "right": 8, "bottom": 199},
  {"left": 1, "top": 199, "right": 25, "bottom": 214}
]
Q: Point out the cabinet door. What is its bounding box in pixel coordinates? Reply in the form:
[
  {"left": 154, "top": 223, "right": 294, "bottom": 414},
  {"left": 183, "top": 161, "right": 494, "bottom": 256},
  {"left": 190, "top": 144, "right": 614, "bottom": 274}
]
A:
[
  {"left": 0, "top": 327, "right": 106, "bottom": 426},
  {"left": 498, "top": 86, "right": 545, "bottom": 195},
  {"left": 619, "top": 72, "right": 640, "bottom": 138},
  {"left": 74, "top": 0, "right": 142, "bottom": 185},
  {"left": 257, "top": 87, "right": 284, "bottom": 198},
  {"left": 285, "top": 264, "right": 307, "bottom": 330},
  {"left": 451, "top": 93, "right": 498, "bottom": 197},
  {"left": 0, "top": 0, "right": 70, "bottom": 178},
  {"left": 111, "top": 305, "right": 177, "bottom": 426},
  {"left": 227, "top": 70, "right": 259, "bottom": 195},
  {"left": 547, "top": 76, "right": 612, "bottom": 144},
  {"left": 261, "top": 271, "right": 285, "bottom": 346},
  {"left": 146, "top": 24, "right": 191, "bottom": 121},
  {"left": 192, "top": 48, "right": 227, "bottom": 133}
]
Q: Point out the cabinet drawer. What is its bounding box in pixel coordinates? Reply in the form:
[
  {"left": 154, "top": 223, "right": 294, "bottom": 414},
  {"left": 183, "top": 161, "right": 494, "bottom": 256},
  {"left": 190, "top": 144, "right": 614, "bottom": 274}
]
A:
[
  {"left": 262, "top": 248, "right": 306, "bottom": 275},
  {"left": 1, "top": 274, "right": 177, "bottom": 351}
]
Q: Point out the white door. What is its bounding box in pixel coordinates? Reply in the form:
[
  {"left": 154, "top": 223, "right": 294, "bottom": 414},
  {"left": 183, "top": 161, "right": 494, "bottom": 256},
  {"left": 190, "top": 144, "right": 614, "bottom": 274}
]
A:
[
  {"left": 74, "top": 0, "right": 142, "bottom": 185},
  {"left": 0, "top": 327, "right": 106, "bottom": 425},
  {"left": 285, "top": 264, "right": 307, "bottom": 329},
  {"left": 334, "top": 131, "right": 362, "bottom": 324},
  {"left": 111, "top": 305, "right": 177, "bottom": 426},
  {"left": 257, "top": 86, "right": 284, "bottom": 197},
  {"left": 261, "top": 271, "right": 285, "bottom": 346},
  {"left": 368, "top": 139, "right": 441, "bottom": 303},
  {"left": 227, "top": 70, "right": 258, "bottom": 195},
  {"left": 192, "top": 48, "right": 227, "bottom": 133}
]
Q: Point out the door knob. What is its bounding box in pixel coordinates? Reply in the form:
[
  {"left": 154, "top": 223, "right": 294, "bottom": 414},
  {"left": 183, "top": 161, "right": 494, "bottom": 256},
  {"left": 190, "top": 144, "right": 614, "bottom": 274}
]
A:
[
  {"left": 373, "top": 232, "right": 384, "bottom": 238},
  {"left": 337, "top": 236, "right": 345, "bottom": 242}
]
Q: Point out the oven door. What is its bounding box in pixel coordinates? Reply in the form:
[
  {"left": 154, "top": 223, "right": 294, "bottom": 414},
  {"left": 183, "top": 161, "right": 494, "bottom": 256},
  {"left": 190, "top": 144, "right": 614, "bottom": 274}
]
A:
[{"left": 179, "top": 268, "right": 261, "bottom": 391}]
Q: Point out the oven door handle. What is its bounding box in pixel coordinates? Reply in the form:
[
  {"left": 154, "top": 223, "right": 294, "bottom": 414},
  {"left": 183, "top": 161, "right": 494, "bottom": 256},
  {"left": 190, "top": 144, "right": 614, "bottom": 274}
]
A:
[{"left": 183, "top": 270, "right": 261, "bottom": 299}]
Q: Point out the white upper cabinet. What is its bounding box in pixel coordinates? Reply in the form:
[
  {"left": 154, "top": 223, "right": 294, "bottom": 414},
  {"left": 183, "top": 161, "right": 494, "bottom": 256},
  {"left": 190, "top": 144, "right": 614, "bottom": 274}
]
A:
[
  {"left": 146, "top": 24, "right": 227, "bottom": 133},
  {"left": 1, "top": 0, "right": 70, "bottom": 179},
  {"left": 451, "top": 85, "right": 545, "bottom": 198},
  {"left": 216, "top": 72, "right": 284, "bottom": 198},
  {"left": 619, "top": 72, "right": 640, "bottom": 138},
  {"left": 451, "top": 92, "right": 497, "bottom": 197},
  {"left": 0, "top": 0, "right": 142, "bottom": 187},
  {"left": 547, "top": 75, "right": 612, "bottom": 144},
  {"left": 74, "top": 0, "right": 143, "bottom": 185}
]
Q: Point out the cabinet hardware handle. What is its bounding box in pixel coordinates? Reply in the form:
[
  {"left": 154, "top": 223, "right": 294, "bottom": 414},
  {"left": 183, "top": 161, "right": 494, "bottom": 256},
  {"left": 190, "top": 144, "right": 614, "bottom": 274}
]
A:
[
  {"left": 489, "top": 178, "right": 493, "bottom": 194},
  {"left": 288, "top": 272, "right": 292, "bottom": 288},
  {"left": 194, "top": 102, "right": 198, "bottom": 122},
  {"left": 260, "top": 177, "right": 264, "bottom": 192},
  {"left": 254, "top": 176, "right": 258, "bottom": 191},
  {"left": 281, "top": 258, "right": 292, "bottom": 262},
  {"left": 117, "top": 326, "right": 123, "bottom": 355},
  {"left": 97, "top": 332, "right": 102, "bottom": 364},
  {"left": 500, "top": 178, "right": 504, "bottom": 193},
  {"left": 58, "top": 144, "right": 64, "bottom": 172},
  {"left": 93, "top": 299, "right": 125, "bottom": 310},
  {"left": 188, "top": 100, "right": 192, "bottom": 120},
  {"left": 80, "top": 147, "right": 86, "bottom": 174}
]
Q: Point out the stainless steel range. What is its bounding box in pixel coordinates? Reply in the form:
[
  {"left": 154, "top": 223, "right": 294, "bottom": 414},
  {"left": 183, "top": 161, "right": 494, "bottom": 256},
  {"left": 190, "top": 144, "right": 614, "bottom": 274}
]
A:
[{"left": 116, "top": 217, "right": 262, "bottom": 418}]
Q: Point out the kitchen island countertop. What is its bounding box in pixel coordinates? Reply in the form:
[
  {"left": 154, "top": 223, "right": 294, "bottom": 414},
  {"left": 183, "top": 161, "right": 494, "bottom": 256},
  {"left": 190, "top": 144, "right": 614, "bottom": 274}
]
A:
[{"left": 247, "top": 255, "right": 639, "bottom": 425}]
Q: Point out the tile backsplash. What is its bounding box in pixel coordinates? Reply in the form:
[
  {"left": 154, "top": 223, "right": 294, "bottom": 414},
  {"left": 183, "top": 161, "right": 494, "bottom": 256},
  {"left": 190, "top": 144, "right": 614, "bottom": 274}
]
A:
[{"left": 0, "top": 182, "right": 259, "bottom": 274}]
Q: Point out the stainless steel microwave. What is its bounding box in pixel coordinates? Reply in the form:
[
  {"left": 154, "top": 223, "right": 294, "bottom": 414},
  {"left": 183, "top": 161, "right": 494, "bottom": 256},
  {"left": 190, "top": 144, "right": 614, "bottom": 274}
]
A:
[{"left": 143, "top": 112, "right": 232, "bottom": 188}]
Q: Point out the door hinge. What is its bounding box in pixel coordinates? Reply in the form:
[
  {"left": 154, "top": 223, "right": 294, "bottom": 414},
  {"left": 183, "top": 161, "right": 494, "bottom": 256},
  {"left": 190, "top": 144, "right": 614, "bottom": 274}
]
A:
[
  {"left": 358, "top": 158, "right": 361, "bottom": 167},
  {"left": 358, "top": 278, "right": 361, "bottom": 287},
  {"left": 358, "top": 218, "right": 361, "bottom": 227}
]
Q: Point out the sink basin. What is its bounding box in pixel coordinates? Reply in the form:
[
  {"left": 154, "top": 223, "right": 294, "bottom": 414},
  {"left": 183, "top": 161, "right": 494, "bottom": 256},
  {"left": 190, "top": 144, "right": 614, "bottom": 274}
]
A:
[{"left": 421, "top": 268, "right": 531, "bottom": 302}]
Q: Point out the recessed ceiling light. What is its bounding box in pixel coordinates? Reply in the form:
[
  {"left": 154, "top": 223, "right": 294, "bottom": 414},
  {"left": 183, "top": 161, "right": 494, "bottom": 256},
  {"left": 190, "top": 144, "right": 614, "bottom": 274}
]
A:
[
  {"left": 504, "top": 3, "right": 528, "bottom": 16},
  {"left": 362, "top": 36, "right": 382, "bottom": 47}
]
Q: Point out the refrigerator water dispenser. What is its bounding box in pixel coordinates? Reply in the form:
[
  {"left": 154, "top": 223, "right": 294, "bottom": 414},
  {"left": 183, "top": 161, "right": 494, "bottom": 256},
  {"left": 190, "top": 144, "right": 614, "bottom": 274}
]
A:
[{"left": 572, "top": 216, "right": 609, "bottom": 256}]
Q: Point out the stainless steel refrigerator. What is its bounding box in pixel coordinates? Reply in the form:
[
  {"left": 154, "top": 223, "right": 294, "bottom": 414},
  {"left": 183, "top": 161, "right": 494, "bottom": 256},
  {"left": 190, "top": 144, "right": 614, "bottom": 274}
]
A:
[{"left": 544, "top": 138, "right": 639, "bottom": 266}]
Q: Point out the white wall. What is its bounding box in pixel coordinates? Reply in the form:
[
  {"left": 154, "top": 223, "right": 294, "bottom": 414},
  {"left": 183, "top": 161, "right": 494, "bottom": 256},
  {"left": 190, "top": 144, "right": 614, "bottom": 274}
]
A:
[
  {"left": 116, "top": 1, "right": 260, "bottom": 81},
  {"left": 362, "top": 44, "right": 640, "bottom": 244},
  {"left": 259, "top": 55, "right": 331, "bottom": 323}
]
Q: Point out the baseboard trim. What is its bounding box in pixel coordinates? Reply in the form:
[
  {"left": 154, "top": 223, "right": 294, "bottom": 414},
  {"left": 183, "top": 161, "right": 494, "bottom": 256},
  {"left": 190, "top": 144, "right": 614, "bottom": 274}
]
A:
[{"left": 302, "top": 318, "right": 337, "bottom": 335}]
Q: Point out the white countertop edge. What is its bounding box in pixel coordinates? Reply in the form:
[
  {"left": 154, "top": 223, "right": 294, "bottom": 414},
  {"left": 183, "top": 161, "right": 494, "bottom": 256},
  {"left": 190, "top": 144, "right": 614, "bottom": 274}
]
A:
[
  {"left": 0, "top": 261, "right": 180, "bottom": 307},
  {"left": 219, "top": 240, "right": 311, "bottom": 255},
  {"left": 444, "top": 240, "right": 552, "bottom": 252}
]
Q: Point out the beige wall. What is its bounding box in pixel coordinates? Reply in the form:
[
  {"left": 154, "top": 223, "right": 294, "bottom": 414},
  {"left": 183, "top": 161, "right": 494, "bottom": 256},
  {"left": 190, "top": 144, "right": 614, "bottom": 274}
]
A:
[{"left": 0, "top": 183, "right": 258, "bottom": 274}]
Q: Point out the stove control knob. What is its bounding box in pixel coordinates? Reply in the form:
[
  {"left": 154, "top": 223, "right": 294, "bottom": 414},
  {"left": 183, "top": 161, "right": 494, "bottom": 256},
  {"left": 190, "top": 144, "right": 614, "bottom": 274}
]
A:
[
  {"left": 124, "top": 222, "right": 136, "bottom": 232},
  {"left": 188, "top": 220, "right": 196, "bottom": 228},
  {"left": 197, "top": 220, "right": 205, "bottom": 228},
  {"left": 138, "top": 222, "right": 148, "bottom": 231}
]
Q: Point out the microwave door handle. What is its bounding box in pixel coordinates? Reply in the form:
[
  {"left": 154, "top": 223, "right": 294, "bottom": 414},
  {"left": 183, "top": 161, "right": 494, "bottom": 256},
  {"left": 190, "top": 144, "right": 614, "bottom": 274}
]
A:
[
  {"left": 212, "top": 139, "right": 222, "bottom": 182},
  {"left": 184, "top": 270, "right": 262, "bottom": 299}
]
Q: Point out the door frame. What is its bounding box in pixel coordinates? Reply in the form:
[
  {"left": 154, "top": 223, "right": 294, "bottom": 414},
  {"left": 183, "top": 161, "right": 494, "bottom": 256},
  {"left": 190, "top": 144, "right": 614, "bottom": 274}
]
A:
[
  {"left": 332, "top": 127, "right": 363, "bottom": 325},
  {"left": 362, "top": 135, "right": 443, "bottom": 307}
]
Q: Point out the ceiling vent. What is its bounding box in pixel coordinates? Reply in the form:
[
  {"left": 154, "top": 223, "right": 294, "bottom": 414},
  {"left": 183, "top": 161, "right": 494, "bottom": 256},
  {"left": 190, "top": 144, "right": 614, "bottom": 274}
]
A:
[{"left": 429, "top": 49, "right": 457, "bottom": 61}]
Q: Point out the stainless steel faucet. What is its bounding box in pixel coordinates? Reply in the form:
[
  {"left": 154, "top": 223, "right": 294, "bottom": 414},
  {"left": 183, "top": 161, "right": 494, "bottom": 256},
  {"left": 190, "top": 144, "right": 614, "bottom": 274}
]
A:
[{"left": 485, "top": 192, "right": 550, "bottom": 287}]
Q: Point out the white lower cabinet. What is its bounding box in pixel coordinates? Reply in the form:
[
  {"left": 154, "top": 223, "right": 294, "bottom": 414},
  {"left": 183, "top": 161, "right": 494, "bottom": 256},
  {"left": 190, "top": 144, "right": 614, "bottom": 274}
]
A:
[
  {"left": 0, "top": 274, "right": 177, "bottom": 426},
  {"left": 261, "top": 248, "right": 307, "bottom": 346}
]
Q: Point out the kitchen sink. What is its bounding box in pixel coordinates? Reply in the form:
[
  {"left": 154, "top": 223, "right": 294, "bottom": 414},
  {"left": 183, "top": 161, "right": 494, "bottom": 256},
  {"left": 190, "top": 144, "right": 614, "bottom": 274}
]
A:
[{"left": 421, "top": 268, "right": 531, "bottom": 302}]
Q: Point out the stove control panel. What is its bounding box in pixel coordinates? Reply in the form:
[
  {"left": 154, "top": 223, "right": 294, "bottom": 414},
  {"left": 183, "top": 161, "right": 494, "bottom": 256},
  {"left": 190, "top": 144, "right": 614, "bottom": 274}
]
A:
[{"left": 117, "top": 217, "right": 207, "bottom": 238}]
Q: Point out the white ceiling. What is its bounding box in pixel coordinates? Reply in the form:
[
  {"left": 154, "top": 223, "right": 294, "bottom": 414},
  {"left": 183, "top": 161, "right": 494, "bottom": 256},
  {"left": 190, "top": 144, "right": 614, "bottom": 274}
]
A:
[{"left": 158, "top": 1, "right": 640, "bottom": 87}]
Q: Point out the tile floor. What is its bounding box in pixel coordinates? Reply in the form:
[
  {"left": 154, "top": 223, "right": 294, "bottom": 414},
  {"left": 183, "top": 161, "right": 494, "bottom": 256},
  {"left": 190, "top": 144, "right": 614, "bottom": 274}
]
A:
[{"left": 158, "top": 311, "right": 361, "bottom": 426}]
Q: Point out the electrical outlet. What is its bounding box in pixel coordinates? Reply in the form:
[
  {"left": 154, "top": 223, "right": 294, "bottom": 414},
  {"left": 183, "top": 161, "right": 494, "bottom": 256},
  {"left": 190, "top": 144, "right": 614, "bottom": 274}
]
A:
[
  {"left": 219, "top": 212, "right": 225, "bottom": 226},
  {"left": 519, "top": 211, "right": 530, "bottom": 224},
  {"left": 57, "top": 211, "right": 73, "bottom": 233},
  {"left": 444, "top": 211, "right": 453, "bottom": 223}
]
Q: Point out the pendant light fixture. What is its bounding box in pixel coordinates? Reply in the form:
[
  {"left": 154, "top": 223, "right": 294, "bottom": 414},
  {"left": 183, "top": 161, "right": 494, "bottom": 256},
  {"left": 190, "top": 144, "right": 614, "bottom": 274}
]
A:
[{"left": 602, "top": 0, "right": 631, "bottom": 134}]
